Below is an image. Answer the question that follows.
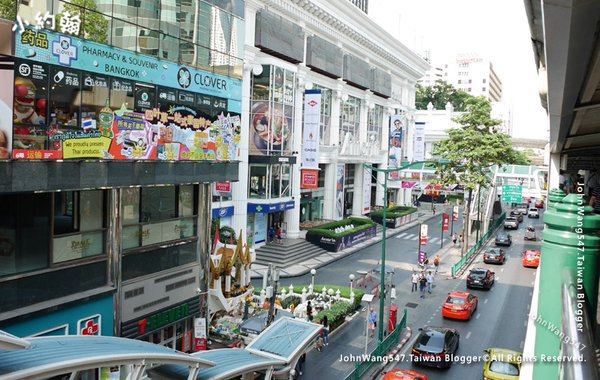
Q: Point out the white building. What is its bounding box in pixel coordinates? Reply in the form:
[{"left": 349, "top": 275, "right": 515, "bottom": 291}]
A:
[
  {"left": 444, "top": 53, "right": 503, "bottom": 102},
  {"left": 213, "top": 0, "right": 428, "bottom": 248}
]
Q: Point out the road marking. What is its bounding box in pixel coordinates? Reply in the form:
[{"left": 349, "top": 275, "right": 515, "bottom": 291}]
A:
[
  {"left": 476, "top": 313, "right": 480, "bottom": 319},
  {"left": 410, "top": 235, "right": 419, "bottom": 241},
  {"left": 430, "top": 237, "right": 439, "bottom": 243},
  {"left": 501, "top": 268, "right": 505, "bottom": 272},
  {"left": 484, "top": 299, "right": 488, "bottom": 304},
  {"left": 466, "top": 331, "right": 472, "bottom": 339},
  {"left": 396, "top": 232, "right": 409, "bottom": 239}
]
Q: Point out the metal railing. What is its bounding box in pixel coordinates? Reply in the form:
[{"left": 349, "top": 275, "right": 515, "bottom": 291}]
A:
[
  {"left": 451, "top": 212, "right": 506, "bottom": 277},
  {"left": 560, "top": 269, "right": 599, "bottom": 380},
  {"left": 346, "top": 309, "right": 408, "bottom": 380}
]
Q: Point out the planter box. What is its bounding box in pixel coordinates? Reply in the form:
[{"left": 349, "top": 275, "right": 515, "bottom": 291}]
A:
[
  {"left": 371, "top": 212, "right": 416, "bottom": 228},
  {"left": 306, "top": 225, "right": 377, "bottom": 252}
]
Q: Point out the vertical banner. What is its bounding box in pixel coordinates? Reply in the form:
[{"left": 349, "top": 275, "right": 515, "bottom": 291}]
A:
[
  {"left": 301, "top": 169, "right": 319, "bottom": 189},
  {"left": 413, "top": 121, "right": 425, "bottom": 162},
  {"left": 0, "top": 57, "right": 13, "bottom": 159},
  {"left": 419, "top": 224, "right": 428, "bottom": 246},
  {"left": 389, "top": 115, "right": 404, "bottom": 180},
  {"left": 302, "top": 90, "right": 321, "bottom": 169},
  {"left": 453, "top": 205, "right": 459, "bottom": 221},
  {"left": 442, "top": 213, "right": 450, "bottom": 231},
  {"left": 335, "top": 164, "right": 345, "bottom": 220},
  {"left": 363, "top": 167, "right": 372, "bottom": 213},
  {"left": 194, "top": 317, "right": 207, "bottom": 351}
]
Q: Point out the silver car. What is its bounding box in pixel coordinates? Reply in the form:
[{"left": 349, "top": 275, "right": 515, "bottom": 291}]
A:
[
  {"left": 528, "top": 208, "right": 539, "bottom": 218},
  {"left": 504, "top": 217, "right": 519, "bottom": 229}
]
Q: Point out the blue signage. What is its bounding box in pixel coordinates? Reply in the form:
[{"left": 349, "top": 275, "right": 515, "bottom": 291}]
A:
[
  {"left": 212, "top": 206, "right": 235, "bottom": 219},
  {"left": 247, "top": 201, "right": 295, "bottom": 214},
  {"left": 15, "top": 28, "right": 242, "bottom": 112}
]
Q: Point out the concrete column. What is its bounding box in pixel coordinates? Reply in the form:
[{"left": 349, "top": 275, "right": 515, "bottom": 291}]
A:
[
  {"left": 376, "top": 169, "right": 386, "bottom": 207},
  {"left": 548, "top": 152, "right": 561, "bottom": 190},
  {"left": 330, "top": 86, "right": 342, "bottom": 147},
  {"left": 323, "top": 163, "right": 337, "bottom": 220},
  {"left": 352, "top": 163, "right": 364, "bottom": 216}
]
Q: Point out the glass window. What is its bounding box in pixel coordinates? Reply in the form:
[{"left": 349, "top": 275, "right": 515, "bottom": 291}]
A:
[
  {"left": 160, "top": 33, "right": 179, "bottom": 62},
  {"left": 141, "top": 186, "right": 177, "bottom": 222},
  {"left": 249, "top": 165, "right": 267, "bottom": 199},
  {"left": 81, "top": 73, "right": 110, "bottom": 123},
  {"left": 0, "top": 193, "right": 51, "bottom": 277},
  {"left": 122, "top": 241, "right": 197, "bottom": 281},
  {"left": 367, "top": 104, "right": 384, "bottom": 147},
  {"left": 110, "top": 78, "right": 134, "bottom": 111},
  {"left": 339, "top": 96, "right": 361, "bottom": 146},
  {"left": 137, "top": 28, "right": 160, "bottom": 58},
  {"left": 281, "top": 164, "right": 291, "bottom": 197},
  {"left": 122, "top": 188, "right": 141, "bottom": 226},
  {"left": 49, "top": 67, "right": 81, "bottom": 128},
  {"left": 270, "top": 164, "right": 281, "bottom": 198},
  {"left": 136, "top": 0, "right": 160, "bottom": 30},
  {"left": 82, "top": 9, "right": 110, "bottom": 44},
  {"left": 313, "top": 85, "right": 332, "bottom": 145},
  {"left": 112, "top": 19, "right": 138, "bottom": 51},
  {"left": 179, "top": 185, "right": 195, "bottom": 217},
  {"left": 134, "top": 83, "right": 156, "bottom": 113}
]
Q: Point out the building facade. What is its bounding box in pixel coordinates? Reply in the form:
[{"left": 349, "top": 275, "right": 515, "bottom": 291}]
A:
[{"left": 0, "top": 0, "right": 243, "bottom": 351}]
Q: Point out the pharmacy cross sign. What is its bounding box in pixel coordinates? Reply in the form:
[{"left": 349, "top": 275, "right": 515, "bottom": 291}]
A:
[{"left": 52, "top": 35, "right": 78, "bottom": 66}]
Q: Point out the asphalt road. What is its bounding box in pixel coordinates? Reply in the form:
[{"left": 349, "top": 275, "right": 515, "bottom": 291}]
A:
[{"left": 388, "top": 210, "right": 544, "bottom": 379}]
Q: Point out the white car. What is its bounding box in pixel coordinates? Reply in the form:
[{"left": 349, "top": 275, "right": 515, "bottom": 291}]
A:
[{"left": 527, "top": 208, "right": 539, "bottom": 218}]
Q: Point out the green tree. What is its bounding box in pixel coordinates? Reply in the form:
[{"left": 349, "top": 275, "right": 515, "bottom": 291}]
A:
[
  {"left": 431, "top": 96, "right": 521, "bottom": 254},
  {"left": 512, "top": 149, "right": 533, "bottom": 165},
  {"left": 415, "top": 80, "right": 474, "bottom": 111},
  {"left": 0, "top": 0, "right": 17, "bottom": 21},
  {"left": 56, "top": 0, "right": 108, "bottom": 44}
]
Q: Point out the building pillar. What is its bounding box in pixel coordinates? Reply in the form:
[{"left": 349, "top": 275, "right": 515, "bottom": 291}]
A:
[
  {"left": 323, "top": 163, "right": 337, "bottom": 220},
  {"left": 548, "top": 152, "right": 561, "bottom": 190},
  {"left": 352, "top": 163, "right": 364, "bottom": 216}
]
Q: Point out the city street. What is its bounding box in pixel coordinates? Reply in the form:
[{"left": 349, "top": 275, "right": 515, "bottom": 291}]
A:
[{"left": 387, "top": 210, "right": 544, "bottom": 378}]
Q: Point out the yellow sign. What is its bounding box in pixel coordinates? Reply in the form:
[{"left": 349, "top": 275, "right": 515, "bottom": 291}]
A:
[{"left": 62, "top": 137, "right": 112, "bottom": 159}]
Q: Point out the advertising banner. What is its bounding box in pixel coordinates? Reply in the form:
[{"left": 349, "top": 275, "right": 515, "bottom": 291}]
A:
[
  {"left": 0, "top": 58, "right": 13, "bottom": 159},
  {"left": 335, "top": 164, "right": 345, "bottom": 220},
  {"left": 363, "top": 167, "right": 372, "bottom": 213},
  {"left": 215, "top": 182, "right": 231, "bottom": 192},
  {"left": 302, "top": 90, "right": 321, "bottom": 169},
  {"left": 453, "top": 205, "right": 459, "bottom": 221},
  {"left": 12, "top": 28, "right": 242, "bottom": 161},
  {"left": 301, "top": 169, "right": 319, "bottom": 189},
  {"left": 442, "top": 213, "right": 450, "bottom": 231},
  {"left": 194, "top": 317, "right": 207, "bottom": 351},
  {"left": 419, "top": 224, "right": 428, "bottom": 246},
  {"left": 413, "top": 121, "right": 425, "bottom": 162},
  {"left": 389, "top": 114, "right": 404, "bottom": 180}
]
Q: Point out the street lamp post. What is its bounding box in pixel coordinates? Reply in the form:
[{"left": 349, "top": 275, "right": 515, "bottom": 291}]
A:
[
  {"left": 349, "top": 274, "right": 355, "bottom": 296},
  {"left": 310, "top": 268, "right": 316, "bottom": 288}
]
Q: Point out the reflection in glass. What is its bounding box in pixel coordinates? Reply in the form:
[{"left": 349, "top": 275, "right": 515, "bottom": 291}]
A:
[
  {"left": 49, "top": 67, "right": 81, "bottom": 128},
  {"left": 249, "top": 165, "right": 267, "bottom": 199}
]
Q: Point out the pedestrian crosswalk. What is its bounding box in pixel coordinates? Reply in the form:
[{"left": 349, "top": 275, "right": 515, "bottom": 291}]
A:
[{"left": 395, "top": 233, "right": 440, "bottom": 243}]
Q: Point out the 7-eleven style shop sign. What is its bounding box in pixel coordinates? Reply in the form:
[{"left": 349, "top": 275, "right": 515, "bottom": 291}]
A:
[{"left": 419, "top": 224, "right": 428, "bottom": 246}]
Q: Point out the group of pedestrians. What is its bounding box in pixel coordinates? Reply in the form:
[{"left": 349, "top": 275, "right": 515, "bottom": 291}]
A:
[
  {"left": 268, "top": 224, "right": 283, "bottom": 244},
  {"left": 411, "top": 269, "right": 435, "bottom": 299}
]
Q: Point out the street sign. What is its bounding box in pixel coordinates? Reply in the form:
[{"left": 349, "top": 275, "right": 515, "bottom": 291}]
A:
[
  {"left": 442, "top": 213, "right": 450, "bottom": 231},
  {"left": 452, "top": 205, "right": 459, "bottom": 221},
  {"left": 501, "top": 185, "right": 523, "bottom": 203},
  {"left": 419, "top": 224, "right": 428, "bottom": 246}
]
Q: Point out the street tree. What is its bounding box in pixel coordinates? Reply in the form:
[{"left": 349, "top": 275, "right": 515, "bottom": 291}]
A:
[
  {"left": 432, "top": 96, "right": 522, "bottom": 254},
  {"left": 0, "top": 0, "right": 17, "bottom": 21},
  {"left": 56, "top": 0, "right": 108, "bottom": 44},
  {"left": 416, "top": 80, "right": 473, "bottom": 111}
]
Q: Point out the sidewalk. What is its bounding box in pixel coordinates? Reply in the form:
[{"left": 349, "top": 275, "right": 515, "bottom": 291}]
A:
[{"left": 251, "top": 204, "right": 453, "bottom": 279}]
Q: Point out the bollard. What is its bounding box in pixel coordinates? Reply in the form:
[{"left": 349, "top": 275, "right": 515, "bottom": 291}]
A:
[
  {"left": 547, "top": 188, "right": 566, "bottom": 210},
  {"left": 533, "top": 193, "right": 600, "bottom": 379}
]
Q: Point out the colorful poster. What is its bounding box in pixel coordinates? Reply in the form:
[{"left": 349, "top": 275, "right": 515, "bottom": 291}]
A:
[
  {"left": 301, "top": 169, "right": 319, "bottom": 189},
  {"left": 413, "top": 122, "right": 425, "bottom": 162},
  {"left": 363, "top": 167, "right": 372, "bottom": 213},
  {"left": 442, "top": 213, "right": 450, "bottom": 231},
  {"left": 0, "top": 59, "right": 13, "bottom": 159},
  {"left": 254, "top": 212, "right": 267, "bottom": 244},
  {"left": 335, "top": 164, "right": 345, "bottom": 220},
  {"left": 419, "top": 224, "right": 428, "bottom": 246},
  {"left": 389, "top": 115, "right": 404, "bottom": 180},
  {"left": 249, "top": 101, "right": 292, "bottom": 155},
  {"left": 302, "top": 90, "right": 321, "bottom": 169}
]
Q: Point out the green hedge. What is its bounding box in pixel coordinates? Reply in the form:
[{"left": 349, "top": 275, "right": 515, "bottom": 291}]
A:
[
  {"left": 305, "top": 217, "right": 375, "bottom": 239},
  {"left": 446, "top": 194, "right": 464, "bottom": 204},
  {"left": 369, "top": 206, "right": 417, "bottom": 219}
]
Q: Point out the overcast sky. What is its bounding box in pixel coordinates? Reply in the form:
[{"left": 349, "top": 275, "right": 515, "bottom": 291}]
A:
[{"left": 368, "top": 0, "right": 548, "bottom": 139}]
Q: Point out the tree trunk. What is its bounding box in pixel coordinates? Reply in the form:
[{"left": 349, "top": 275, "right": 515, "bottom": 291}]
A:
[{"left": 462, "top": 188, "right": 473, "bottom": 257}]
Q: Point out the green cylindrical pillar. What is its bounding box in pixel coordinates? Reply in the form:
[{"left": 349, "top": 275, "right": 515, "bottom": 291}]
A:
[
  {"left": 547, "top": 188, "right": 566, "bottom": 210},
  {"left": 533, "top": 194, "right": 600, "bottom": 379}
]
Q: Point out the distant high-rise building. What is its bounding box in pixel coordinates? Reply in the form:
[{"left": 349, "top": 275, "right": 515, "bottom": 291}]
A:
[
  {"left": 417, "top": 65, "right": 444, "bottom": 87},
  {"left": 348, "top": 0, "right": 369, "bottom": 14},
  {"left": 444, "top": 53, "right": 503, "bottom": 102}
]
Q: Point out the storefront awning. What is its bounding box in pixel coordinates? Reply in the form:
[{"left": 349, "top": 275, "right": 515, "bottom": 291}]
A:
[{"left": 247, "top": 201, "right": 295, "bottom": 214}]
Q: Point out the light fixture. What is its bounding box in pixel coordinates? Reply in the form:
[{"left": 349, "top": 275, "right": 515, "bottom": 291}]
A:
[
  {"left": 252, "top": 64, "right": 263, "bottom": 76},
  {"left": 304, "top": 81, "right": 313, "bottom": 90},
  {"left": 341, "top": 93, "right": 349, "bottom": 102}
]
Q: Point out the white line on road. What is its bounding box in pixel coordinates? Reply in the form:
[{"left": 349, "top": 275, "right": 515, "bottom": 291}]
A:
[
  {"left": 484, "top": 299, "right": 488, "bottom": 304},
  {"left": 396, "top": 232, "right": 409, "bottom": 239},
  {"left": 466, "top": 331, "right": 472, "bottom": 339},
  {"left": 476, "top": 313, "right": 480, "bottom": 319},
  {"left": 430, "top": 237, "right": 439, "bottom": 243},
  {"left": 410, "top": 235, "right": 419, "bottom": 240}
]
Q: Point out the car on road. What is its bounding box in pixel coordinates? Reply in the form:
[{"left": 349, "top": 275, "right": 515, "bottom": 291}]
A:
[
  {"left": 382, "top": 369, "right": 428, "bottom": 380},
  {"left": 524, "top": 226, "right": 537, "bottom": 241},
  {"left": 509, "top": 210, "right": 524, "bottom": 223},
  {"left": 535, "top": 198, "right": 545, "bottom": 208},
  {"left": 466, "top": 268, "right": 495, "bottom": 289},
  {"left": 515, "top": 204, "right": 528, "bottom": 215},
  {"left": 527, "top": 207, "right": 539, "bottom": 218},
  {"left": 482, "top": 348, "right": 521, "bottom": 380},
  {"left": 503, "top": 217, "right": 519, "bottom": 229},
  {"left": 484, "top": 248, "right": 506, "bottom": 264},
  {"left": 522, "top": 250, "right": 541, "bottom": 268},
  {"left": 442, "top": 291, "right": 478, "bottom": 320},
  {"left": 495, "top": 232, "right": 512, "bottom": 246},
  {"left": 411, "top": 327, "right": 460, "bottom": 368}
]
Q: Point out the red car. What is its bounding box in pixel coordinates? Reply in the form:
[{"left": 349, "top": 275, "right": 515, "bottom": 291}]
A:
[
  {"left": 522, "top": 250, "right": 541, "bottom": 268},
  {"left": 442, "top": 291, "right": 478, "bottom": 320},
  {"left": 382, "top": 369, "right": 428, "bottom": 380},
  {"left": 535, "top": 199, "right": 544, "bottom": 208}
]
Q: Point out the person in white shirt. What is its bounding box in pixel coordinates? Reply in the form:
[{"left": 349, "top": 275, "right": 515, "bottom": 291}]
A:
[
  {"left": 426, "top": 271, "right": 434, "bottom": 294},
  {"left": 411, "top": 271, "right": 419, "bottom": 292}
]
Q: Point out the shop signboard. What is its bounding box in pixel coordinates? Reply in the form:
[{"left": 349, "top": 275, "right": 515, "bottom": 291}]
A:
[
  {"left": 413, "top": 122, "right": 425, "bottom": 162},
  {"left": 442, "top": 213, "right": 450, "bottom": 231},
  {"left": 194, "top": 317, "right": 207, "bottom": 351},
  {"left": 453, "top": 205, "right": 459, "bottom": 221},
  {"left": 301, "top": 169, "right": 319, "bottom": 189},
  {"left": 302, "top": 90, "right": 321, "bottom": 169},
  {"left": 12, "top": 28, "right": 242, "bottom": 161},
  {"left": 215, "top": 181, "right": 231, "bottom": 192}
]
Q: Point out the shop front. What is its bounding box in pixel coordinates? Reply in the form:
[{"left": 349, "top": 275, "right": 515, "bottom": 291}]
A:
[{"left": 247, "top": 201, "right": 295, "bottom": 246}]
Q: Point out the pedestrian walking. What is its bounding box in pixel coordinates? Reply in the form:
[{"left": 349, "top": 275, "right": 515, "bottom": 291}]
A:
[
  {"left": 433, "top": 255, "right": 440, "bottom": 274},
  {"left": 390, "top": 284, "right": 397, "bottom": 305},
  {"left": 452, "top": 233, "right": 458, "bottom": 246},
  {"left": 269, "top": 225, "right": 275, "bottom": 243},
  {"left": 426, "top": 271, "right": 434, "bottom": 294},
  {"left": 419, "top": 274, "right": 427, "bottom": 299},
  {"left": 306, "top": 301, "right": 313, "bottom": 322},
  {"left": 459, "top": 232, "right": 463, "bottom": 243},
  {"left": 321, "top": 315, "right": 329, "bottom": 346},
  {"left": 368, "top": 308, "right": 377, "bottom": 337},
  {"left": 411, "top": 271, "right": 419, "bottom": 292},
  {"left": 277, "top": 224, "right": 283, "bottom": 244},
  {"left": 315, "top": 332, "right": 324, "bottom": 351}
]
